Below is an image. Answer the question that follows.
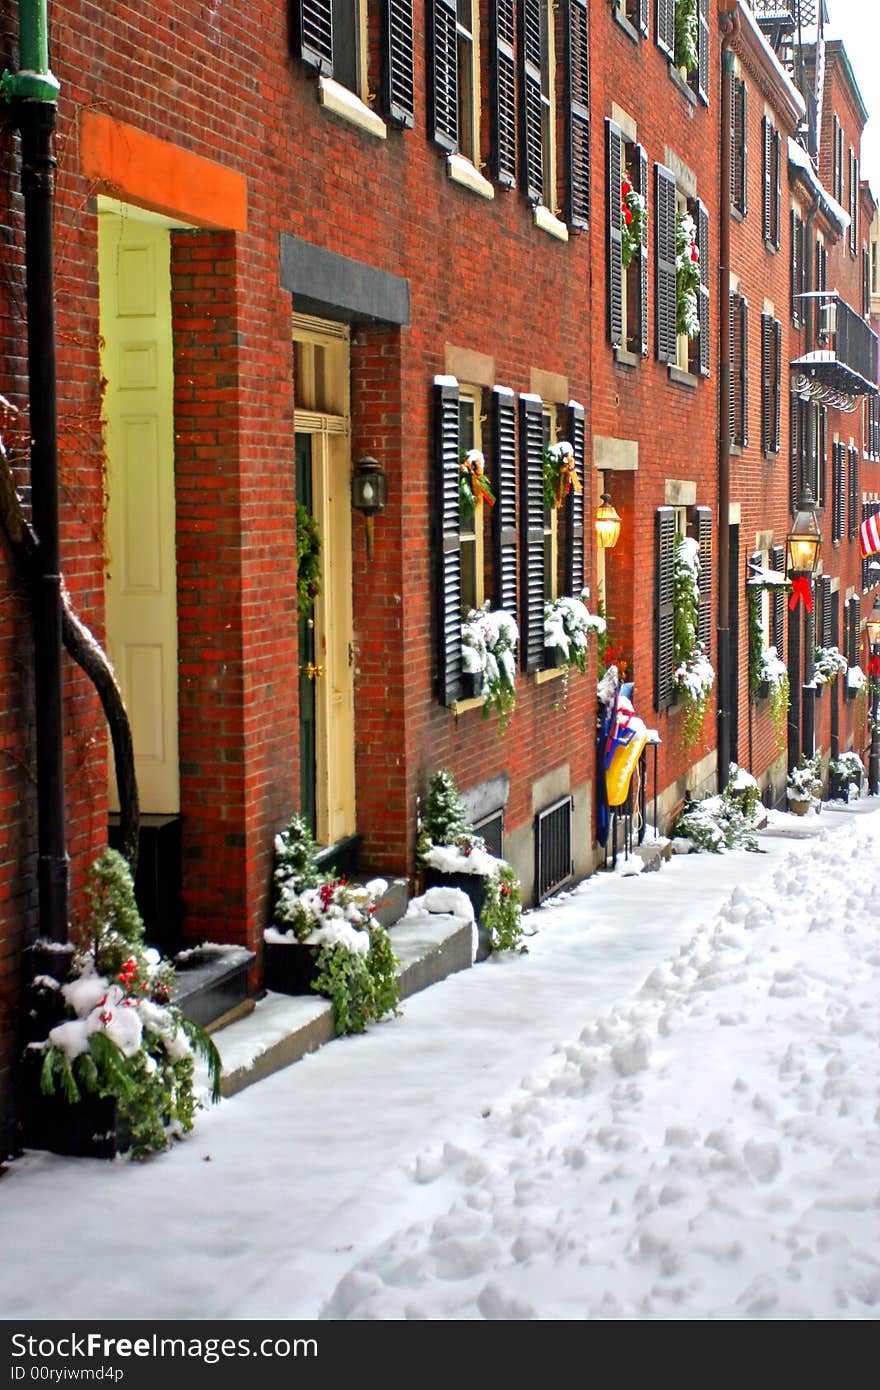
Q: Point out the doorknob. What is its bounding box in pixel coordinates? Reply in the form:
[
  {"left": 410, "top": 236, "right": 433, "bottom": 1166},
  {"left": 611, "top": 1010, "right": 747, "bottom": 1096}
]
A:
[{"left": 303, "top": 662, "right": 325, "bottom": 680}]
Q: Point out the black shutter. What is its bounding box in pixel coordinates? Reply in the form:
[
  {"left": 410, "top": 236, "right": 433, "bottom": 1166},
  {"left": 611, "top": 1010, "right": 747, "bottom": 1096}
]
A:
[
  {"left": 636, "top": 145, "right": 649, "bottom": 358},
  {"left": 607, "top": 120, "right": 624, "bottom": 348},
  {"left": 638, "top": 0, "right": 648, "bottom": 37},
  {"left": 791, "top": 211, "right": 801, "bottom": 325},
  {"left": 761, "top": 313, "right": 772, "bottom": 454},
  {"left": 772, "top": 129, "right": 781, "bottom": 248},
  {"left": 696, "top": 199, "right": 710, "bottom": 376},
  {"left": 565, "top": 0, "right": 590, "bottom": 229},
  {"left": 694, "top": 506, "right": 713, "bottom": 658},
  {"left": 728, "top": 295, "right": 737, "bottom": 445},
  {"left": 492, "top": 387, "right": 518, "bottom": 616},
  {"left": 655, "top": 508, "right": 675, "bottom": 711},
  {"left": 490, "top": 0, "right": 517, "bottom": 188},
  {"left": 789, "top": 387, "right": 800, "bottom": 512},
  {"left": 428, "top": 0, "right": 459, "bottom": 153},
  {"left": 733, "top": 77, "right": 747, "bottom": 214},
  {"left": 820, "top": 575, "right": 832, "bottom": 648},
  {"left": 762, "top": 116, "right": 771, "bottom": 243},
  {"left": 773, "top": 318, "right": 782, "bottom": 454},
  {"left": 770, "top": 544, "right": 785, "bottom": 657},
  {"left": 740, "top": 296, "right": 749, "bottom": 446},
  {"left": 296, "top": 0, "right": 334, "bottom": 73},
  {"left": 832, "top": 442, "right": 843, "bottom": 544},
  {"left": 383, "top": 0, "right": 415, "bottom": 126},
  {"left": 851, "top": 595, "right": 861, "bottom": 669},
  {"left": 520, "top": 395, "right": 546, "bottom": 672},
  {"left": 656, "top": 0, "right": 674, "bottom": 60},
  {"left": 849, "top": 444, "right": 859, "bottom": 541},
  {"left": 565, "top": 401, "right": 586, "bottom": 596},
  {"left": 434, "top": 379, "right": 463, "bottom": 705},
  {"left": 697, "top": 0, "right": 710, "bottom": 105},
  {"left": 520, "top": 0, "right": 544, "bottom": 206},
  {"left": 655, "top": 163, "right": 677, "bottom": 364}
]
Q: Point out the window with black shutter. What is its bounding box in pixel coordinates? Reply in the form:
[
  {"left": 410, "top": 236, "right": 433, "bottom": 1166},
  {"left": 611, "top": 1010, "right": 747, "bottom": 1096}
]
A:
[
  {"left": 490, "top": 0, "right": 517, "bottom": 186},
  {"left": 383, "top": 0, "right": 415, "bottom": 125},
  {"left": 296, "top": 0, "right": 335, "bottom": 74},
  {"left": 789, "top": 387, "right": 800, "bottom": 513},
  {"left": 833, "top": 116, "right": 843, "bottom": 204},
  {"left": 614, "top": 0, "right": 648, "bottom": 35},
  {"left": 849, "top": 444, "right": 859, "bottom": 542},
  {"left": 694, "top": 506, "right": 712, "bottom": 658},
  {"left": 565, "top": 0, "right": 591, "bottom": 229},
  {"left": 848, "top": 149, "right": 858, "bottom": 258},
  {"left": 564, "top": 402, "right": 586, "bottom": 596},
  {"left": 434, "top": 377, "right": 464, "bottom": 705},
  {"left": 655, "top": 163, "right": 677, "bottom": 365},
  {"left": 492, "top": 387, "right": 518, "bottom": 617},
  {"left": 832, "top": 442, "right": 844, "bottom": 545},
  {"left": 519, "top": 0, "right": 549, "bottom": 208},
  {"left": 770, "top": 544, "right": 785, "bottom": 658},
  {"left": 761, "top": 116, "right": 780, "bottom": 249},
  {"left": 696, "top": 199, "right": 710, "bottom": 377},
  {"left": 609, "top": 127, "right": 649, "bottom": 358},
  {"left": 863, "top": 247, "right": 872, "bottom": 319},
  {"left": 819, "top": 574, "right": 832, "bottom": 649},
  {"left": 607, "top": 120, "right": 624, "bottom": 349},
  {"left": 656, "top": 0, "right": 674, "bottom": 61},
  {"left": 729, "top": 292, "right": 748, "bottom": 446},
  {"left": 655, "top": 507, "right": 675, "bottom": 711},
  {"left": 731, "top": 74, "right": 747, "bottom": 216},
  {"left": 520, "top": 394, "right": 547, "bottom": 672},
  {"left": 696, "top": 0, "right": 710, "bottom": 105},
  {"left": 868, "top": 395, "right": 880, "bottom": 462}
]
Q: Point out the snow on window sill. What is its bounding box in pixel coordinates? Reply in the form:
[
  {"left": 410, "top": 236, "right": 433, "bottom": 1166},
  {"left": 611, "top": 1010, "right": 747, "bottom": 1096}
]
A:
[
  {"left": 533, "top": 205, "right": 569, "bottom": 242},
  {"left": 446, "top": 154, "right": 495, "bottom": 200},
  {"left": 534, "top": 665, "right": 565, "bottom": 684},
  {"left": 318, "top": 77, "right": 387, "bottom": 141}
]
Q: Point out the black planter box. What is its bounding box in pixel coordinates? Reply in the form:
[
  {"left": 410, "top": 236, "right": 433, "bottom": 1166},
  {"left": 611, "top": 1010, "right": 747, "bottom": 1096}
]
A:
[
  {"left": 19, "top": 1051, "right": 129, "bottom": 1159},
  {"left": 263, "top": 938, "right": 323, "bottom": 995},
  {"left": 172, "top": 946, "right": 254, "bottom": 1028},
  {"left": 543, "top": 644, "right": 567, "bottom": 669},
  {"left": 755, "top": 679, "right": 770, "bottom": 701},
  {"left": 422, "top": 868, "right": 492, "bottom": 961},
  {"left": 461, "top": 671, "right": 484, "bottom": 700}
]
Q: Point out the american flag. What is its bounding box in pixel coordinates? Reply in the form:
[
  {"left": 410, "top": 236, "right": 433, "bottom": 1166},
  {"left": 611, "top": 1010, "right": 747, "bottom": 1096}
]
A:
[{"left": 859, "top": 512, "right": 880, "bottom": 560}]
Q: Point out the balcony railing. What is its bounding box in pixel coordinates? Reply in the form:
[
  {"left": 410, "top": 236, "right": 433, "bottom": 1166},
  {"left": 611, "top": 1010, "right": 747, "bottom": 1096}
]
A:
[
  {"left": 792, "top": 294, "right": 879, "bottom": 407},
  {"left": 833, "top": 297, "right": 879, "bottom": 387}
]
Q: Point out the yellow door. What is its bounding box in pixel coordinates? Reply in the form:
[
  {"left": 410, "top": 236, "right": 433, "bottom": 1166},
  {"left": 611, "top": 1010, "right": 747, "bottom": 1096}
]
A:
[
  {"left": 99, "top": 211, "right": 179, "bottom": 813},
  {"left": 293, "top": 316, "right": 356, "bottom": 846}
]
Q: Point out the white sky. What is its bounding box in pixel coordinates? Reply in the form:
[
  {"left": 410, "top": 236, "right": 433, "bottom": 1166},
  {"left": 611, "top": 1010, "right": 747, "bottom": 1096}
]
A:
[
  {"left": 1, "top": 794, "right": 878, "bottom": 1321},
  {"left": 825, "top": 0, "right": 880, "bottom": 197}
]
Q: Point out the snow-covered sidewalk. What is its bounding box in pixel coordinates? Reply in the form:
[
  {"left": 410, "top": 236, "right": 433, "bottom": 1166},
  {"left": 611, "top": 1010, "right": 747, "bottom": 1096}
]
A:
[{"left": 1, "top": 802, "right": 878, "bottom": 1321}]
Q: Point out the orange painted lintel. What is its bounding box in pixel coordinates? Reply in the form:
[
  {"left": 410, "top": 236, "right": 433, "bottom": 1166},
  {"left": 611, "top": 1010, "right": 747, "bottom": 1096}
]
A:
[{"left": 80, "top": 110, "right": 247, "bottom": 233}]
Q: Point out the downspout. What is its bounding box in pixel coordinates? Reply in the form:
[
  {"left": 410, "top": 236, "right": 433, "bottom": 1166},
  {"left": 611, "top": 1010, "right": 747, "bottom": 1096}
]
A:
[
  {"left": 1, "top": 6, "right": 68, "bottom": 941},
  {"left": 717, "top": 8, "right": 740, "bottom": 791},
  {"left": 798, "top": 187, "right": 822, "bottom": 766}
]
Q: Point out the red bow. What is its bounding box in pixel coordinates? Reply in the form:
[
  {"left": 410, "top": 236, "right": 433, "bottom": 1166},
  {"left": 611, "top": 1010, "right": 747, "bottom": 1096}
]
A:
[
  {"left": 788, "top": 576, "right": 813, "bottom": 612},
  {"left": 869, "top": 655, "right": 880, "bottom": 678}
]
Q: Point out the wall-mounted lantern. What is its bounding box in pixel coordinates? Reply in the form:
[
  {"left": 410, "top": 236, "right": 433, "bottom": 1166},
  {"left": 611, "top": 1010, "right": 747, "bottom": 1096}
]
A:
[
  {"left": 595, "top": 473, "right": 621, "bottom": 551},
  {"left": 351, "top": 456, "right": 387, "bottom": 558}
]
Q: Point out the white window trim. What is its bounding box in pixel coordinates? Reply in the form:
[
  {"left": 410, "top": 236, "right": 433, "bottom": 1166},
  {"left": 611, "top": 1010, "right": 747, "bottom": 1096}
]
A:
[{"left": 318, "top": 76, "right": 387, "bottom": 141}]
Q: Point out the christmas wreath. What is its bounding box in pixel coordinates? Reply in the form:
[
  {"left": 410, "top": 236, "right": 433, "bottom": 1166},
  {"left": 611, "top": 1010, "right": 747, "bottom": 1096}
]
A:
[{"left": 296, "top": 502, "right": 322, "bottom": 619}]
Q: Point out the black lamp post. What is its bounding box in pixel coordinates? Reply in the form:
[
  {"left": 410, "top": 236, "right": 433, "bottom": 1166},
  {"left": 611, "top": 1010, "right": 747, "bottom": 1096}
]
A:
[
  {"left": 785, "top": 484, "right": 822, "bottom": 774},
  {"left": 866, "top": 593, "right": 880, "bottom": 796}
]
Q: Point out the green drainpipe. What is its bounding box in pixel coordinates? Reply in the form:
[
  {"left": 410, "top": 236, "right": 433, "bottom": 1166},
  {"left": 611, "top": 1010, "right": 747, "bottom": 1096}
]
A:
[
  {"left": 0, "top": 0, "right": 60, "bottom": 102},
  {"left": 2, "top": 3, "right": 68, "bottom": 945}
]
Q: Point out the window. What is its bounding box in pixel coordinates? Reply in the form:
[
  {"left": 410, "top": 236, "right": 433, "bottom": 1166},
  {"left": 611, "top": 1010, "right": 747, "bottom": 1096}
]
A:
[
  {"left": 672, "top": 189, "right": 710, "bottom": 375},
  {"left": 730, "top": 73, "right": 747, "bottom": 216},
  {"left": 433, "top": 377, "right": 518, "bottom": 705},
  {"left": 520, "top": 0, "right": 557, "bottom": 216},
  {"left": 654, "top": 503, "right": 711, "bottom": 712},
  {"left": 729, "top": 291, "right": 748, "bottom": 447},
  {"left": 760, "top": 312, "right": 782, "bottom": 456},
  {"left": 519, "top": 395, "right": 586, "bottom": 672},
  {"left": 428, "top": 0, "right": 481, "bottom": 163},
  {"left": 607, "top": 121, "right": 648, "bottom": 357},
  {"left": 832, "top": 115, "right": 844, "bottom": 205},
  {"left": 295, "top": 0, "right": 414, "bottom": 128},
  {"left": 657, "top": 1, "right": 709, "bottom": 103},
  {"left": 791, "top": 210, "right": 806, "bottom": 327},
  {"left": 761, "top": 115, "right": 781, "bottom": 249},
  {"left": 848, "top": 148, "right": 859, "bottom": 258},
  {"left": 790, "top": 395, "right": 825, "bottom": 510},
  {"left": 564, "top": 0, "right": 591, "bottom": 229},
  {"left": 614, "top": 0, "right": 648, "bottom": 39},
  {"left": 490, "top": 0, "right": 517, "bottom": 187},
  {"left": 655, "top": 166, "right": 710, "bottom": 376},
  {"left": 815, "top": 235, "right": 828, "bottom": 294},
  {"left": 458, "top": 386, "right": 486, "bottom": 613}
]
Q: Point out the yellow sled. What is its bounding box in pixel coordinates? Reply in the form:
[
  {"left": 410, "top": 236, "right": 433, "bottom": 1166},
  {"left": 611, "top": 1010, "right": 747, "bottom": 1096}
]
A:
[{"left": 605, "top": 723, "right": 648, "bottom": 807}]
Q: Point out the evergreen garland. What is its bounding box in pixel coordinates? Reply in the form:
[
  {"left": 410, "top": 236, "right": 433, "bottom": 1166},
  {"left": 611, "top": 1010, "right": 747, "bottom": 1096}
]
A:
[{"left": 296, "top": 502, "right": 322, "bottom": 619}]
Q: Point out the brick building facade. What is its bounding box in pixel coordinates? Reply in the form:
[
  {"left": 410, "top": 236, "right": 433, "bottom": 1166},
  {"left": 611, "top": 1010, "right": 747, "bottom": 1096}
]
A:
[{"left": 0, "top": 2, "right": 876, "bottom": 1154}]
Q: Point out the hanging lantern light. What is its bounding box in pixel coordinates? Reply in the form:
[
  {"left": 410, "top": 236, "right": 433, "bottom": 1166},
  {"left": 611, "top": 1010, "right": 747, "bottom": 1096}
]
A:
[{"left": 595, "top": 474, "right": 621, "bottom": 550}]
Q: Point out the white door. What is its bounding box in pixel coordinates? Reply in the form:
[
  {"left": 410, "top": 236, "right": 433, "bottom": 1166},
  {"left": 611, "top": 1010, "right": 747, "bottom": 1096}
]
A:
[{"left": 99, "top": 212, "right": 179, "bottom": 813}]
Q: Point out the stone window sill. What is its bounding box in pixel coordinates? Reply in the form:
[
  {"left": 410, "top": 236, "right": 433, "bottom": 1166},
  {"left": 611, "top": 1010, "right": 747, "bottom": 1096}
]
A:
[
  {"left": 667, "top": 63, "right": 697, "bottom": 106},
  {"left": 533, "top": 204, "right": 569, "bottom": 242},
  {"left": 667, "top": 364, "right": 698, "bottom": 389},
  {"left": 318, "top": 77, "right": 387, "bottom": 141},
  {"left": 535, "top": 665, "right": 565, "bottom": 684},
  {"left": 447, "top": 153, "right": 495, "bottom": 200},
  {"left": 614, "top": 346, "right": 640, "bottom": 369}
]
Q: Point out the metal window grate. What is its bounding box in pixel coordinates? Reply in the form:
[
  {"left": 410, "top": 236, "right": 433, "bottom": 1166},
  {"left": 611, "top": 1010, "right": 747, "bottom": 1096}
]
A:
[
  {"left": 534, "top": 795, "right": 573, "bottom": 902},
  {"left": 473, "top": 808, "right": 504, "bottom": 859}
]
